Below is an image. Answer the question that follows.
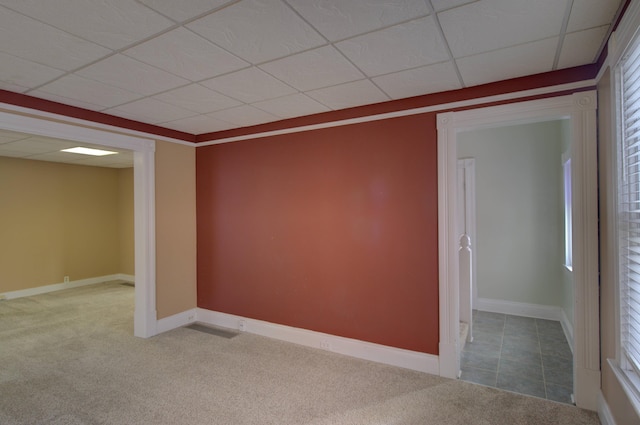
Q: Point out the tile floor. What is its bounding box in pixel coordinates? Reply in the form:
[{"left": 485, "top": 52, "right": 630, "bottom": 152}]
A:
[{"left": 459, "top": 311, "right": 573, "bottom": 404}]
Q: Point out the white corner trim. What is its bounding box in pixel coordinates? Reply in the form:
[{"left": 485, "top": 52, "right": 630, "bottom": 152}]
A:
[
  {"left": 476, "top": 298, "right": 563, "bottom": 321},
  {"left": 0, "top": 274, "right": 128, "bottom": 300},
  {"left": 599, "top": 390, "right": 617, "bottom": 425},
  {"left": 560, "top": 308, "right": 575, "bottom": 353},
  {"left": 156, "top": 308, "right": 197, "bottom": 334},
  {"left": 195, "top": 308, "right": 439, "bottom": 375}
]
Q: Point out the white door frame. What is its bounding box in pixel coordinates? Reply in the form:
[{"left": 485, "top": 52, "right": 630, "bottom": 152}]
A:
[
  {"left": 0, "top": 108, "right": 157, "bottom": 338},
  {"left": 437, "top": 91, "right": 599, "bottom": 410},
  {"left": 457, "top": 158, "right": 477, "bottom": 310}
]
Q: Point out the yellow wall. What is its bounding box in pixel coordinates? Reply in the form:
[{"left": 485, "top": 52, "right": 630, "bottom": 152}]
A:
[
  {"left": 0, "top": 157, "right": 133, "bottom": 292},
  {"left": 154, "top": 140, "right": 197, "bottom": 319},
  {"left": 117, "top": 168, "right": 134, "bottom": 276},
  {"left": 598, "top": 69, "right": 640, "bottom": 425}
]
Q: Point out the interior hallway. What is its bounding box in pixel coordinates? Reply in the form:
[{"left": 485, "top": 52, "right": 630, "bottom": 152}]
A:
[{"left": 460, "top": 311, "right": 573, "bottom": 404}]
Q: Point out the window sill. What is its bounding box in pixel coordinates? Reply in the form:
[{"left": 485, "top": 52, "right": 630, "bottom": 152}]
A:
[{"left": 608, "top": 358, "right": 640, "bottom": 418}]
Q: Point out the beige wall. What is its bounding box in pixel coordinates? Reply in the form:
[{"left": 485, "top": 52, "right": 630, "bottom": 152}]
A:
[
  {"left": 118, "top": 168, "right": 134, "bottom": 276},
  {"left": 598, "top": 69, "right": 640, "bottom": 425},
  {"left": 154, "top": 140, "right": 197, "bottom": 319},
  {"left": 0, "top": 157, "right": 132, "bottom": 293}
]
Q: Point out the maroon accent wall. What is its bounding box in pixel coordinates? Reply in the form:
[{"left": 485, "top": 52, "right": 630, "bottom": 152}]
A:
[{"left": 197, "top": 113, "right": 439, "bottom": 353}]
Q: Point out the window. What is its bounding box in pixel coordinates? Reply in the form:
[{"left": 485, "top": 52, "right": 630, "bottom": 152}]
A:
[
  {"left": 563, "top": 156, "right": 572, "bottom": 271},
  {"left": 618, "top": 31, "right": 640, "bottom": 385}
]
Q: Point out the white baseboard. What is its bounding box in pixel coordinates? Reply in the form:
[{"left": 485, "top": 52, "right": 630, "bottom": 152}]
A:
[
  {"left": 156, "top": 308, "right": 197, "bottom": 334},
  {"left": 115, "top": 273, "right": 135, "bottom": 283},
  {"left": 476, "top": 298, "right": 574, "bottom": 350},
  {"left": 476, "top": 298, "right": 562, "bottom": 320},
  {"left": 195, "top": 308, "right": 439, "bottom": 375},
  {"left": 598, "top": 391, "right": 616, "bottom": 425},
  {"left": 0, "top": 274, "right": 132, "bottom": 300}
]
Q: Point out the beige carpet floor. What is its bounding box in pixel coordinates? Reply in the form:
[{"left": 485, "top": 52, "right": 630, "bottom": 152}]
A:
[{"left": 0, "top": 282, "right": 600, "bottom": 425}]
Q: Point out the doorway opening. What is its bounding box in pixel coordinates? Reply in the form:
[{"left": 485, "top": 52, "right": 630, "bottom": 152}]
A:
[
  {"left": 0, "top": 109, "right": 157, "bottom": 338},
  {"left": 436, "top": 91, "right": 599, "bottom": 410}
]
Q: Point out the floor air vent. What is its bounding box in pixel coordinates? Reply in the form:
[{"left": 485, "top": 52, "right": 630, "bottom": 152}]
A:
[{"left": 186, "top": 323, "right": 238, "bottom": 339}]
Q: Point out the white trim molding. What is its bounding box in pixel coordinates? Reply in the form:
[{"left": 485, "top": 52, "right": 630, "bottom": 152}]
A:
[
  {"left": 195, "top": 308, "right": 440, "bottom": 375},
  {"left": 437, "top": 91, "right": 600, "bottom": 410},
  {"left": 599, "top": 390, "right": 618, "bottom": 425},
  {"left": 156, "top": 308, "right": 197, "bottom": 334},
  {"left": 0, "top": 110, "right": 157, "bottom": 339},
  {"left": 0, "top": 274, "right": 132, "bottom": 300}
]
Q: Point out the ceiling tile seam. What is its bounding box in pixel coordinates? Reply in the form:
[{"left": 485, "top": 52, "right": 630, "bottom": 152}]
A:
[
  {"left": 132, "top": 0, "right": 242, "bottom": 26},
  {"left": 426, "top": 0, "right": 465, "bottom": 88},
  {"left": 452, "top": 35, "right": 565, "bottom": 63},
  {"left": 552, "top": 0, "right": 575, "bottom": 70}
]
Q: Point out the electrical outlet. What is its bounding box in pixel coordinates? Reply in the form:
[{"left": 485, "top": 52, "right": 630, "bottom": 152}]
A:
[
  {"left": 320, "top": 341, "right": 331, "bottom": 350},
  {"left": 238, "top": 320, "right": 246, "bottom": 332},
  {"left": 63, "top": 276, "right": 69, "bottom": 284}
]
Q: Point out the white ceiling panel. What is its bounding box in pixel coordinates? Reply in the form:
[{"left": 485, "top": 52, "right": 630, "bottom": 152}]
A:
[
  {"left": 123, "top": 28, "right": 249, "bottom": 82},
  {"left": 137, "top": 0, "right": 233, "bottom": 22},
  {"left": 0, "top": 0, "right": 173, "bottom": 50},
  {"left": 162, "top": 114, "right": 237, "bottom": 134},
  {"left": 253, "top": 93, "right": 331, "bottom": 119},
  {"left": 0, "top": 130, "right": 30, "bottom": 144},
  {"left": 457, "top": 37, "right": 558, "bottom": 87},
  {"left": 558, "top": 26, "right": 610, "bottom": 69},
  {"left": 336, "top": 17, "right": 449, "bottom": 76},
  {"left": 0, "top": 6, "right": 111, "bottom": 71},
  {"left": 0, "top": 0, "right": 625, "bottom": 136},
  {"left": 201, "top": 67, "right": 297, "bottom": 103},
  {"left": 286, "top": 0, "right": 429, "bottom": 42},
  {"left": 28, "top": 89, "right": 108, "bottom": 111},
  {"left": 0, "top": 51, "right": 64, "bottom": 91},
  {"left": 373, "top": 61, "right": 462, "bottom": 99},
  {"left": 306, "top": 79, "right": 390, "bottom": 110},
  {"left": 431, "top": 0, "right": 478, "bottom": 12},
  {"left": 2, "top": 137, "right": 77, "bottom": 154},
  {"left": 76, "top": 54, "right": 189, "bottom": 96},
  {"left": 154, "top": 84, "right": 242, "bottom": 114},
  {"left": 187, "top": 0, "right": 325, "bottom": 64},
  {"left": 439, "top": 0, "right": 566, "bottom": 58},
  {"left": 36, "top": 74, "right": 142, "bottom": 110},
  {"left": 106, "top": 98, "right": 197, "bottom": 124},
  {"left": 567, "top": 0, "right": 622, "bottom": 32},
  {"left": 208, "top": 105, "right": 279, "bottom": 127},
  {"left": 259, "top": 46, "right": 364, "bottom": 91}
]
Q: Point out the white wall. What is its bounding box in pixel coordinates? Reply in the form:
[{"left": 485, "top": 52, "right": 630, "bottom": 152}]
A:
[{"left": 457, "top": 120, "right": 566, "bottom": 308}]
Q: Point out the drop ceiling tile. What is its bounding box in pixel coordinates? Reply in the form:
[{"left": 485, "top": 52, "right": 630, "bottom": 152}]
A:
[
  {"left": 558, "top": 26, "right": 610, "bottom": 69},
  {"left": 187, "top": 0, "right": 325, "bottom": 64},
  {"left": 336, "top": 16, "right": 449, "bottom": 76},
  {"left": 35, "top": 74, "right": 142, "bottom": 109},
  {"left": 201, "top": 67, "right": 297, "bottom": 103},
  {"left": 457, "top": 37, "right": 557, "bottom": 87},
  {"left": 438, "top": 0, "right": 566, "bottom": 58},
  {"left": 567, "top": 0, "right": 621, "bottom": 32},
  {"left": 0, "top": 130, "right": 30, "bottom": 144},
  {"left": 306, "top": 79, "right": 389, "bottom": 110},
  {"left": 1, "top": 0, "right": 173, "bottom": 50},
  {"left": 287, "top": 0, "right": 429, "bottom": 41},
  {"left": 77, "top": 54, "right": 189, "bottom": 96},
  {"left": 0, "top": 51, "right": 64, "bottom": 91},
  {"left": 106, "top": 98, "right": 197, "bottom": 124},
  {"left": 137, "top": 0, "right": 233, "bottom": 22},
  {"left": 70, "top": 154, "right": 133, "bottom": 168},
  {"left": 259, "top": 46, "right": 364, "bottom": 91},
  {"left": 0, "top": 6, "right": 111, "bottom": 71},
  {"left": 162, "top": 114, "right": 236, "bottom": 134},
  {"left": 0, "top": 147, "right": 30, "bottom": 158},
  {"left": 431, "top": 0, "right": 478, "bottom": 12},
  {"left": 27, "top": 151, "right": 89, "bottom": 164},
  {"left": 0, "top": 81, "right": 29, "bottom": 93},
  {"left": 208, "top": 105, "right": 279, "bottom": 127},
  {"left": 373, "top": 61, "right": 462, "bottom": 99},
  {"left": 3, "top": 137, "right": 77, "bottom": 154},
  {"left": 123, "top": 28, "right": 248, "bottom": 82},
  {"left": 28, "top": 90, "right": 107, "bottom": 111},
  {"left": 154, "top": 84, "right": 242, "bottom": 113},
  {"left": 253, "top": 93, "right": 330, "bottom": 119}
]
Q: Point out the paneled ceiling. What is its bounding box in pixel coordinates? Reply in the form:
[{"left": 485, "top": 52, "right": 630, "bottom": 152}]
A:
[{"left": 0, "top": 0, "right": 625, "bottom": 167}]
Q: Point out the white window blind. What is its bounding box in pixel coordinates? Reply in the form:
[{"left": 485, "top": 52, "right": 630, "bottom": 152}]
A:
[{"left": 619, "top": 35, "right": 640, "bottom": 373}]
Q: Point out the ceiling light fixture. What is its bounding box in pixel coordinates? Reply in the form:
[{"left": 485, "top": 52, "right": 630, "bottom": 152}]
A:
[{"left": 61, "top": 147, "right": 118, "bottom": 156}]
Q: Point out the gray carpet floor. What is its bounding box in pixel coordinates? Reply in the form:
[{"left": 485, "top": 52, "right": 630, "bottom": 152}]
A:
[{"left": 0, "top": 282, "right": 600, "bottom": 425}]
